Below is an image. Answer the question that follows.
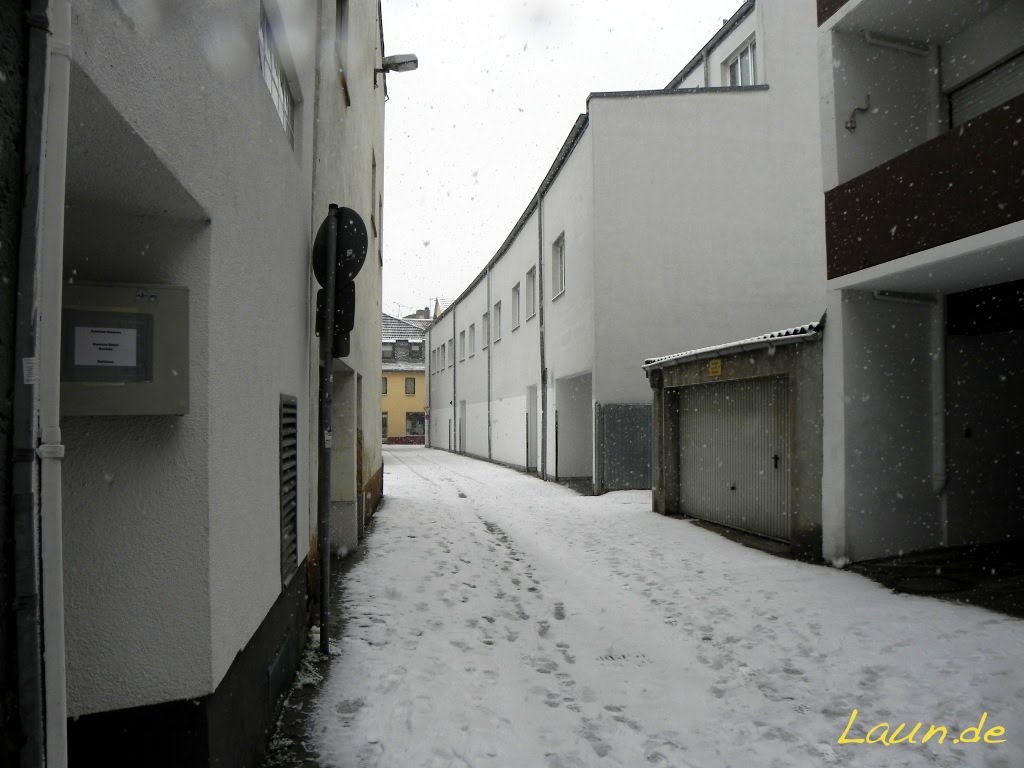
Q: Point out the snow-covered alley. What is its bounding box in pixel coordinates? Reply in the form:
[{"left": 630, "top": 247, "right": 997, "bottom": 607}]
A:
[{"left": 311, "top": 446, "right": 1023, "bottom": 768}]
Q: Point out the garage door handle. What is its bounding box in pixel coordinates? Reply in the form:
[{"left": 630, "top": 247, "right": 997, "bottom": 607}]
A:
[
  {"left": 729, "top": 483, "right": 736, "bottom": 491},
  {"left": 772, "top": 454, "right": 780, "bottom": 469}
]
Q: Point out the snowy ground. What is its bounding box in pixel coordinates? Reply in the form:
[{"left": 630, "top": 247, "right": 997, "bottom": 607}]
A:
[{"left": 312, "top": 446, "right": 1023, "bottom": 768}]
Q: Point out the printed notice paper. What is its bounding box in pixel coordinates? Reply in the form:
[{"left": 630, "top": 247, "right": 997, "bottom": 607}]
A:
[{"left": 74, "top": 327, "right": 138, "bottom": 367}]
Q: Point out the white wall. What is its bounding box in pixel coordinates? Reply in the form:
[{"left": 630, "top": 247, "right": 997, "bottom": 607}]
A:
[
  {"left": 553, "top": 373, "right": 593, "bottom": 478},
  {"left": 840, "top": 291, "right": 943, "bottom": 560},
  {"left": 428, "top": 311, "right": 456, "bottom": 450},
  {"left": 489, "top": 211, "right": 543, "bottom": 468},
  {"left": 311, "top": 0, "right": 386, "bottom": 564},
  {"left": 452, "top": 278, "right": 490, "bottom": 458},
  {"left": 706, "top": 11, "right": 760, "bottom": 87},
  {"left": 61, "top": 0, "right": 384, "bottom": 715},
  {"left": 829, "top": 30, "right": 935, "bottom": 185},
  {"left": 539, "top": 127, "right": 596, "bottom": 475}
]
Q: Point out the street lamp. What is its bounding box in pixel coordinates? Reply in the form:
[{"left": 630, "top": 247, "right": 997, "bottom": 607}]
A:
[{"left": 375, "top": 53, "right": 418, "bottom": 87}]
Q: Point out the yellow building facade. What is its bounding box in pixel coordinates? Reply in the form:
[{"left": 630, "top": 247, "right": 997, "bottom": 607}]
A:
[{"left": 381, "top": 313, "right": 427, "bottom": 443}]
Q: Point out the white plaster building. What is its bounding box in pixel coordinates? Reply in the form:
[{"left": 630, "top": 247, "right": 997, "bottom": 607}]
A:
[
  {"left": 817, "top": 0, "right": 1024, "bottom": 562},
  {"left": 428, "top": 0, "right": 826, "bottom": 493},
  {"left": 6, "top": 1, "right": 390, "bottom": 765}
]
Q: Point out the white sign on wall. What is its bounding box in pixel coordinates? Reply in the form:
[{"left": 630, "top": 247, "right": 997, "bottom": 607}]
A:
[{"left": 74, "top": 327, "right": 138, "bottom": 367}]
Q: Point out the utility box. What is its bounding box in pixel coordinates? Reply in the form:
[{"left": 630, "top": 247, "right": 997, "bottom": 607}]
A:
[{"left": 61, "top": 284, "right": 189, "bottom": 416}]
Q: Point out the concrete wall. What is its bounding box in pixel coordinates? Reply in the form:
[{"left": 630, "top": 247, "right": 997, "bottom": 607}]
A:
[
  {"left": 651, "top": 339, "right": 823, "bottom": 559},
  {"left": 828, "top": 30, "right": 935, "bottom": 185},
  {"left": 451, "top": 277, "right": 490, "bottom": 459},
  {"left": 59, "top": 0, "right": 370, "bottom": 716},
  {"left": 593, "top": 2, "right": 824, "bottom": 409},
  {"left": 541, "top": 129, "right": 596, "bottom": 477},
  {"left": 839, "top": 291, "right": 942, "bottom": 561},
  {"left": 428, "top": 310, "right": 456, "bottom": 450},
  {"left": 311, "top": 0, "right": 386, "bottom": 555},
  {"left": 489, "top": 211, "right": 542, "bottom": 469}
]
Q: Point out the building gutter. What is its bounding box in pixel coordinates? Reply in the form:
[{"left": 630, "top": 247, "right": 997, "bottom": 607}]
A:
[{"left": 12, "top": 1, "right": 71, "bottom": 766}]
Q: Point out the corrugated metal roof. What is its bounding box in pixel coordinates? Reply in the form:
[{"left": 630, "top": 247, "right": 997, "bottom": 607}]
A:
[{"left": 643, "top": 320, "right": 824, "bottom": 370}]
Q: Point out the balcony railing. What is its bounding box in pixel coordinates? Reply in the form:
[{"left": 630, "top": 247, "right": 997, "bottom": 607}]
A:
[{"left": 825, "top": 92, "right": 1024, "bottom": 279}]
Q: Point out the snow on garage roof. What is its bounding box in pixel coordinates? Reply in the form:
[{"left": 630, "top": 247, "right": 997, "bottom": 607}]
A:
[{"left": 643, "top": 320, "right": 824, "bottom": 371}]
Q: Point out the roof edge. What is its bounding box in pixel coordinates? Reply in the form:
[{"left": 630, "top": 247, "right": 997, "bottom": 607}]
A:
[
  {"left": 664, "top": 0, "right": 756, "bottom": 90},
  {"left": 643, "top": 320, "right": 824, "bottom": 371}
]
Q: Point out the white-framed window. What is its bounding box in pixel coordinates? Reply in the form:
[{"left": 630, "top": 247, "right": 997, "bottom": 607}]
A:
[
  {"left": 726, "top": 38, "right": 757, "bottom": 87},
  {"left": 551, "top": 233, "right": 566, "bottom": 298},
  {"left": 440, "top": 345, "right": 446, "bottom": 369},
  {"left": 448, "top": 339, "right": 454, "bottom": 367},
  {"left": 526, "top": 267, "right": 537, "bottom": 318},
  {"left": 258, "top": 5, "right": 295, "bottom": 143},
  {"left": 469, "top": 324, "right": 476, "bottom": 356},
  {"left": 410, "top": 342, "right": 423, "bottom": 360},
  {"left": 482, "top": 312, "right": 490, "bottom": 348},
  {"left": 493, "top": 302, "right": 502, "bottom": 341},
  {"left": 405, "top": 377, "right": 416, "bottom": 395},
  {"left": 511, "top": 283, "right": 521, "bottom": 329},
  {"left": 459, "top": 330, "right": 466, "bottom": 360},
  {"left": 382, "top": 342, "right": 394, "bottom": 360}
]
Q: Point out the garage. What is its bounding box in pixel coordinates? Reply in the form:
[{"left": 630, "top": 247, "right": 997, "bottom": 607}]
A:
[
  {"left": 646, "top": 322, "right": 823, "bottom": 559},
  {"left": 678, "top": 377, "right": 790, "bottom": 541}
]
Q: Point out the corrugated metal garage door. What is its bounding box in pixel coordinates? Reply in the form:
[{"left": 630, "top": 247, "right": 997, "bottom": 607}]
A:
[{"left": 679, "top": 377, "right": 790, "bottom": 541}]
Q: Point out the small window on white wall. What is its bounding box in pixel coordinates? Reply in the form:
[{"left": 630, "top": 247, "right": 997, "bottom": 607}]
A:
[
  {"left": 551, "top": 234, "right": 566, "bottom": 298},
  {"left": 726, "top": 38, "right": 756, "bottom": 87},
  {"left": 459, "top": 330, "right": 466, "bottom": 360},
  {"left": 482, "top": 312, "right": 490, "bottom": 348},
  {"left": 469, "top": 324, "right": 476, "bottom": 356},
  {"left": 258, "top": 5, "right": 296, "bottom": 143},
  {"left": 512, "top": 283, "right": 521, "bottom": 329},
  {"left": 526, "top": 267, "right": 537, "bottom": 318},
  {"left": 448, "top": 339, "right": 454, "bottom": 367},
  {"left": 493, "top": 302, "right": 502, "bottom": 341}
]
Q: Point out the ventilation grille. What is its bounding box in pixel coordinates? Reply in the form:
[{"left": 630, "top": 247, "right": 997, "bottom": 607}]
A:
[{"left": 280, "top": 395, "right": 299, "bottom": 584}]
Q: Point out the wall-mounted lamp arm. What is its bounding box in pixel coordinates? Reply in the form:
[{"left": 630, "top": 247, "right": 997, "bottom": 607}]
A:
[{"left": 845, "top": 94, "right": 871, "bottom": 132}]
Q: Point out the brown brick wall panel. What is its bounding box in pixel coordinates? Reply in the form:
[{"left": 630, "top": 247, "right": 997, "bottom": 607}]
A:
[{"left": 826, "top": 93, "right": 1024, "bottom": 279}]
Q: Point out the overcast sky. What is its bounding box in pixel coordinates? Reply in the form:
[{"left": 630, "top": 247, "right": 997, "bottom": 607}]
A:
[{"left": 379, "top": 0, "right": 743, "bottom": 318}]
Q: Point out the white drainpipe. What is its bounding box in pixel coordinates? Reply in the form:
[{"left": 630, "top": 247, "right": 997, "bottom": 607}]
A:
[{"left": 36, "top": 0, "right": 72, "bottom": 764}]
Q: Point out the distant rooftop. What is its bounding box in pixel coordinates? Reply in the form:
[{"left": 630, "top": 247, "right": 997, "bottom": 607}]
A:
[{"left": 382, "top": 313, "right": 426, "bottom": 342}]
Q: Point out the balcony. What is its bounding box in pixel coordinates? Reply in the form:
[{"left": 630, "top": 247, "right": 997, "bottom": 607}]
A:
[{"left": 825, "top": 92, "right": 1024, "bottom": 279}]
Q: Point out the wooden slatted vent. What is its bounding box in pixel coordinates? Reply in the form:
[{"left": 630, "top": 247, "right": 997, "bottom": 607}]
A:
[{"left": 279, "top": 395, "right": 299, "bottom": 584}]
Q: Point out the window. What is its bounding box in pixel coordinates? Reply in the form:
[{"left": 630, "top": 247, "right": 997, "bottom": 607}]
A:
[
  {"left": 440, "top": 344, "right": 446, "bottom": 369},
  {"left": 406, "top": 412, "right": 425, "bottom": 436},
  {"left": 482, "top": 312, "right": 489, "bottom": 348},
  {"left": 382, "top": 342, "right": 395, "bottom": 360},
  {"left": 493, "top": 301, "right": 502, "bottom": 341},
  {"left": 526, "top": 267, "right": 537, "bottom": 318},
  {"left": 459, "top": 330, "right": 466, "bottom": 360},
  {"left": 382, "top": 412, "right": 388, "bottom": 439},
  {"left": 448, "top": 339, "right": 454, "bottom": 367},
  {"left": 726, "top": 39, "right": 756, "bottom": 87},
  {"left": 279, "top": 395, "right": 298, "bottom": 584},
  {"left": 335, "top": 0, "right": 351, "bottom": 105},
  {"left": 512, "top": 283, "right": 521, "bottom": 329},
  {"left": 552, "top": 234, "right": 566, "bottom": 298},
  {"left": 381, "top": 377, "right": 387, "bottom": 395},
  {"left": 410, "top": 342, "right": 423, "bottom": 360},
  {"left": 469, "top": 324, "right": 476, "bottom": 356},
  {"left": 405, "top": 377, "right": 416, "bottom": 395},
  {"left": 258, "top": 6, "right": 295, "bottom": 143},
  {"left": 371, "top": 151, "right": 378, "bottom": 237}
]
